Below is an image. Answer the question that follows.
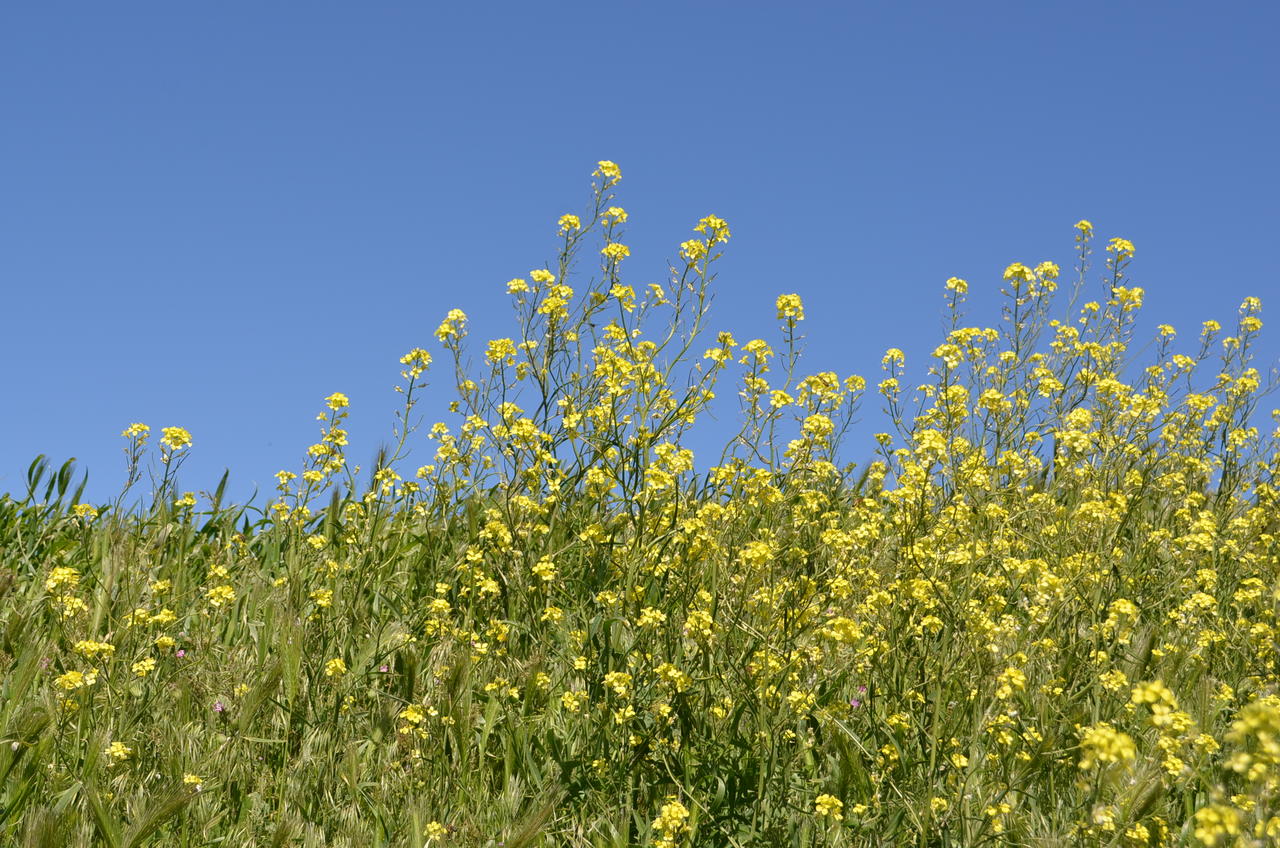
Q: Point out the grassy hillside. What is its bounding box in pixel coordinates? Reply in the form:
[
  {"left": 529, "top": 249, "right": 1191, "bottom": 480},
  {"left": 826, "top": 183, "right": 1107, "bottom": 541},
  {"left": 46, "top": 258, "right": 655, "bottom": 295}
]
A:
[{"left": 2, "top": 164, "right": 1278, "bottom": 846}]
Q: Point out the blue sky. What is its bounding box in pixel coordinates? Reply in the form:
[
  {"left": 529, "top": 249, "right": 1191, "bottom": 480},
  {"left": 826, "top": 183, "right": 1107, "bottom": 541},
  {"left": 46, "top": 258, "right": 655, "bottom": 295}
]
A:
[{"left": 3, "top": 3, "right": 1278, "bottom": 505}]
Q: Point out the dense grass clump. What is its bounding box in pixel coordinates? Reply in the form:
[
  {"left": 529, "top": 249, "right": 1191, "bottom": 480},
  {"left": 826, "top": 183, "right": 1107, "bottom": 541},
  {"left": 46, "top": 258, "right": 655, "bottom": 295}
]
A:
[{"left": 2, "top": 163, "right": 1279, "bottom": 846}]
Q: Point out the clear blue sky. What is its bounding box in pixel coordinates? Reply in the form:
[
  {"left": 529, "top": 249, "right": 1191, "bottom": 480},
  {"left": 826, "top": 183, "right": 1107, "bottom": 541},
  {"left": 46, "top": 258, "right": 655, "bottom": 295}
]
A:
[{"left": 4, "top": 3, "right": 1278, "bottom": 505}]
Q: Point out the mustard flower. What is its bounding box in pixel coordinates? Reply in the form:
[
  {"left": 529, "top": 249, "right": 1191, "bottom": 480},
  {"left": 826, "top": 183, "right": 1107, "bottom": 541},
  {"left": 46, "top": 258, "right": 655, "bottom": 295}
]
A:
[
  {"left": 1003, "top": 262, "right": 1033, "bottom": 282},
  {"left": 694, "top": 214, "right": 730, "bottom": 242},
  {"left": 1106, "top": 237, "right": 1135, "bottom": 258},
  {"left": 1035, "top": 260, "right": 1060, "bottom": 279},
  {"left": 55, "top": 669, "right": 98, "bottom": 691},
  {"left": 593, "top": 160, "right": 622, "bottom": 183},
  {"left": 601, "top": 242, "right": 630, "bottom": 262},
  {"left": 776, "top": 293, "right": 804, "bottom": 322},
  {"left": 73, "top": 640, "right": 115, "bottom": 660},
  {"left": 1192, "top": 805, "right": 1242, "bottom": 846},
  {"left": 636, "top": 607, "right": 667, "bottom": 628},
  {"left": 205, "top": 585, "right": 236, "bottom": 608},
  {"left": 680, "top": 239, "right": 707, "bottom": 264},
  {"left": 106, "top": 741, "right": 133, "bottom": 762},
  {"left": 652, "top": 797, "right": 690, "bottom": 846},
  {"left": 45, "top": 566, "right": 80, "bottom": 593},
  {"left": 160, "top": 426, "right": 192, "bottom": 451},
  {"left": 1078, "top": 722, "right": 1137, "bottom": 770},
  {"left": 531, "top": 558, "right": 557, "bottom": 582},
  {"left": 815, "top": 794, "right": 844, "bottom": 820},
  {"left": 434, "top": 309, "right": 468, "bottom": 341}
]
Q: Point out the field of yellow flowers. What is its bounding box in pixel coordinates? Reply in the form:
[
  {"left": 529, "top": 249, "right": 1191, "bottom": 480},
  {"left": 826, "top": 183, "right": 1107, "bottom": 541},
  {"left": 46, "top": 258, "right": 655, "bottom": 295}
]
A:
[{"left": 2, "top": 162, "right": 1278, "bottom": 847}]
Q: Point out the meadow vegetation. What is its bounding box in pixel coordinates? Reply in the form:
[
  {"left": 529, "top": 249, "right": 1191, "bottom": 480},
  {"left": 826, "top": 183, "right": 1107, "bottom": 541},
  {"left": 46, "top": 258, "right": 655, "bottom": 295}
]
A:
[{"left": 2, "top": 162, "right": 1279, "bottom": 846}]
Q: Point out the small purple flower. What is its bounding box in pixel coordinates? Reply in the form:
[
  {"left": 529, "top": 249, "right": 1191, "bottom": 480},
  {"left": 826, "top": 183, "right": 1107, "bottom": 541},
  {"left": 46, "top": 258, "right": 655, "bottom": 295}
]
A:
[
  {"left": 213, "top": 700, "right": 226, "bottom": 713},
  {"left": 850, "top": 698, "right": 862, "bottom": 709},
  {"left": 176, "top": 649, "right": 186, "bottom": 658},
  {"left": 379, "top": 665, "right": 389, "bottom": 673}
]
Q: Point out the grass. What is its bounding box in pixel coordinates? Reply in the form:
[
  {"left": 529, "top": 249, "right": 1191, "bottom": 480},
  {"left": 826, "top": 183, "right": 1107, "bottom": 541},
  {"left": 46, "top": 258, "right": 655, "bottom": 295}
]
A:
[{"left": 1, "top": 165, "right": 1278, "bottom": 846}]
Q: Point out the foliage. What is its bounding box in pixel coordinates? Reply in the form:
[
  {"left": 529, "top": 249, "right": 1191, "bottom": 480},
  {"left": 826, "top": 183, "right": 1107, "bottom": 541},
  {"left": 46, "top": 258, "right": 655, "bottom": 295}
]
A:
[{"left": 2, "top": 163, "right": 1279, "bottom": 846}]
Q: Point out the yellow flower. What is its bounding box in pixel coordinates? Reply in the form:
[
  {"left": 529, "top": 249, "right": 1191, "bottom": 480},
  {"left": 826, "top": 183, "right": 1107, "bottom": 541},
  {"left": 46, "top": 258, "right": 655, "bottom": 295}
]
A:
[
  {"left": 636, "top": 607, "right": 667, "bottom": 628},
  {"left": 325, "top": 392, "right": 349, "bottom": 410},
  {"left": 601, "top": 242, "right": 630, "bottom": 261},
  {"left": 1106, "top": 237, "right": 1135, "bottom": 258},
  {"left": 121, "top": 422, "right": 151, "bottom": 439},
  {"left": 1078, "top": 722, "right": 1137, "bottom": 770},
  {"left": 45, "top": 566, "right": 80, "bottom": 593},
  {"left": 132, "top": 657, "right": 157, "bottom": 678},
  {"left": 160, "top": 426, "right": 192, "bottom": 451},
  {"left": 1193, "top": 805, "right": 1241, "bottom": 846},
  {"left": 557, "top": 213, "right": 581, "bottom": 233},
  {"left": 106, "top": 741, "right": 132, "bottom": 762},
  {"left": 1035, "top": 260, "right": 1060, "bottom": 279},
  {"left": 55, "top": 669, "right": 98, "bottom": 691},
  {"left": 399, "top": 347, "right": 432, "bottom": 379},
  {"left": 324, "top": 657, "right": 347, "bottom": 677},
  {"left": 815, "top": 793, "right": 844, "bottom": 820},
  {"left": 183, "top": 773, "right": 203, "bottom": 790},
  {"left": 602, "top": 671, "right": 632, "bottom": 698},
  {"left": 424, "top": 820, "right": 447, "bottom": 840},
  {"left": 1075, "top": 219, "right": 1093, "bottom": 237},
  {"left": 72, "top": 503, "right": 98, "bottom": 520},
  {"left": 680, "top": 239, "right": 707, "bottom": 264},
  {"left": 73, "top": 640, "right": 115, "bottom": 660},
  {"left": 531, "top": 558, "right": 557, "bottom": 582},
  {"left": 995, "top": 666, "right": 1026, "bottom": 699},
  {"left": 694, "top": 214, "right": 731, "bottom": 243},
  {"left": 776, "top": 293, "right": 805, "bottom": 322},
  {"left": 603, "top": 206, "right": 628, "bottom": 223},
  {"left": 1003, "top": 262, "right": 1033, "bottom": 282},
  {"left": 434, "top": 308, "right": 468, "bottom": 341},
  {"left": 205, "top": 585, "right": 236, "bottom": 608},
  {"left": 652, "top": 797, "right": 690, "bottom": 838},
  {"left": 593, "top": 160, "right": 622, "bottom": 183}
]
